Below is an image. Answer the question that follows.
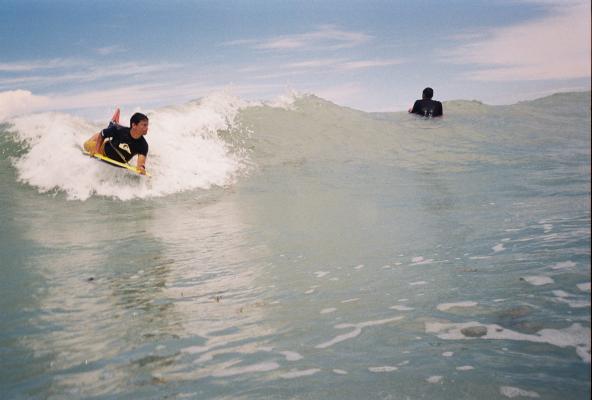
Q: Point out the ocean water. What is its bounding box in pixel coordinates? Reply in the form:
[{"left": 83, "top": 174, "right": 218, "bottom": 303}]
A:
[{"left": 0, "top": 91, "right": 590, "bottom": 399}]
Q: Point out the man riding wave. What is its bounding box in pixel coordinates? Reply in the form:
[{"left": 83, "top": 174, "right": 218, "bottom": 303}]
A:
[{"left": 84, "top": 109, "right": 149, "bottom": 174}]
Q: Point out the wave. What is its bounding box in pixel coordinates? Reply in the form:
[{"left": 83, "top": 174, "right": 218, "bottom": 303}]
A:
[
  {"left": 1, "top": 90, "right": 589, "bottom": 201},
  {"left": 236, "top": 91, "right": 590, "bottom": 170},
  {"left": 2, "top": 92, "right": 253, "bottom": 200}
]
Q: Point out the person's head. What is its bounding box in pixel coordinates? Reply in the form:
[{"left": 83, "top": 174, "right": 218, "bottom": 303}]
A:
[
  {"left": 130, "top": 112, "right": 149, "bottom": 136},
  {"left": 422, "top": 87, "right": 434, "bottom": 100}
]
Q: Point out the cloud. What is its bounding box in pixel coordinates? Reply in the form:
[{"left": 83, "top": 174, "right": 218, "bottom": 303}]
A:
[
  {"left": 95, "top": 45, "right": 126, "bottom": 56},
  {"left": 245, "top": 57, "right": 403, "bottom": 77},
  {"left": 339, "top": 59, "right": 403, "bottom": 70},
  {"left": 232, "top": 55, "right": 405, "bottom": 84},
  {"left": 443, "top": 1, "right": 591, "bottom": 81},
  {"left": 224, "top": 25, "right": 372, "bottom": 51},
  {"left": 0, "top": 58, "right": 86, "bottom": 73},
  {"left": 0, "top": 61, "right": 182, "bottom": 90},
  {"left": 284, "top": 58, "right": 403, "bottom": 71},
  {"left": 0, "top": 90, "right": 50, "bottom": 120},
  {"left": 284, "top": 58, "right": 344, "bottom": 69}
]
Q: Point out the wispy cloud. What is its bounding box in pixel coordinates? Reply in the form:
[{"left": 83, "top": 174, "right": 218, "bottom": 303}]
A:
[
  {"left": 245, "top": 57, "right": 403, "bottom": 75},
  {"left": 0, "top": 58, "right": 87, "bottom": 73},
  {"left": 442, "top": 0, "right": 591, "bottom": 81},
  {"left": 283, "top": 58, "right": 403, "bottom": 71},
  {"left": 95, "top": 45, "right": 126, "bottom": 56},
  {"left": 236, "top": 57, "right": 404, "bottom": 83},
  {"left": 339, "top": 59, "right": 403, "bottom": 70},
  {"left": 223, "top": 25, "right": 372, "bottom": 51},
  {"left": 284, "top": 58, "right": 344, "bottom": 69},
  {"left": 0, "top": 61, "right": 182, "bottom": 90}
]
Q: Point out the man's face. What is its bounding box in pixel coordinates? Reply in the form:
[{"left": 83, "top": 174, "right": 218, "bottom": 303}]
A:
[{"left": 132, "top": 120, "right": 149, "bottom": 136}]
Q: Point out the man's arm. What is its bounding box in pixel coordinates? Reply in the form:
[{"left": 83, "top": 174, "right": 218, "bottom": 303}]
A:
[
  {"left": 137, "top": 154, "right": 147, "bottom": 174},
  {"left": 436, "top": 102, "right": 443, "bottom": 117}
]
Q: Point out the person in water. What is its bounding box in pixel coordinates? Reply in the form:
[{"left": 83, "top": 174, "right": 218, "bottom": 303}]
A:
[
  {"left": 409, "top": 87, "right": 443, "bottom": 118},
  {"left": 84, "top": 111, "right": 149, "bottom": 174}
]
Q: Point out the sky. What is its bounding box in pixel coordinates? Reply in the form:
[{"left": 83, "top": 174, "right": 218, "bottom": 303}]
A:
[{"left": 0, "top": 0, "right": 590, "bottom": 119}]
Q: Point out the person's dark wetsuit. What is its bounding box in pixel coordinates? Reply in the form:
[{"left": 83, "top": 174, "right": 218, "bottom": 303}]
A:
[
  {"left": 101, "top": 122, "right": 148, "bottom": 163},
  {"left": 410, "top": 99, "right": 443, "bottom": 118}
]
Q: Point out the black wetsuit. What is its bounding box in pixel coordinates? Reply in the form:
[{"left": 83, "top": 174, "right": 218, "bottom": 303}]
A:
[
  {"left": 101, "top": 122, "right": 148, "bottom": 162},
  {"left": 410, "top": 99, "right": 443, "bottom": 118}
]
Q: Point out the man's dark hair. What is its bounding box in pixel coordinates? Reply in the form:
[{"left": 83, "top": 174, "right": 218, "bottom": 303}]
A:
[
  {"left": 422, "top": 87, "right": 434, "bottom": 99},
  {"left": 130, "top": 112, "right": 148, "bottom": 126}
]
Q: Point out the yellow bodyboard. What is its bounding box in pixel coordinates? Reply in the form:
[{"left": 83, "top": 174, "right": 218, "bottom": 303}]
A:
[{"left": 82, "top": 149, "right": 151, "bottom": 177}]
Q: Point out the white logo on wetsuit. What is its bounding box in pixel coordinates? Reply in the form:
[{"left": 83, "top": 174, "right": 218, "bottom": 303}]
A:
[{"left": 119, "top": 143, "right": 131, "bottom": 154}]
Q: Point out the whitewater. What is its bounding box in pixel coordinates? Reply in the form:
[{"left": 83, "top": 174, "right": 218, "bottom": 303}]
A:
[{"left": 0, "top": 91, "right": 590, "bottom": 399}]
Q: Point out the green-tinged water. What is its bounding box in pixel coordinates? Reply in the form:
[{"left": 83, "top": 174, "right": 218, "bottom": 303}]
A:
[{"left": 1, "top": 92, "right": 590, "bottom": 399}]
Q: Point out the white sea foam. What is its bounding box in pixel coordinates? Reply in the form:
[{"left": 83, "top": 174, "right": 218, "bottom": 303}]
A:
[
  {"left": 316, "top": 317, "right": 404, "bottom": 349},
  {"left": 552, "top": 289, "right": 590, "bottom": 308},
  {"left": 493, "top": 243, "right": 506, "bottom": 253},
  {"left": 320, "top": 308, "right": 337, "bottom": 314},
  {"left": 442, "top": 351, "right": 454, "bottom": 357},
  {"left": 555, "top": 297, "right": 591, "bottom": 309},
  {"left": 341, "top": 298, "right": 360, "bottom": 304},
  {"left": 390, "top": 305, "right": 414, "bottom": 311},
  {"left": 333, "top": 369, "right": 348, "bottom": 375},
  {"left": 550, "top": 261, "right": 577, "bottom": 270},
  {"left": 278, "top": 351, "right": 303, "bottom": 361},
  {"left": 316, "top": 327, "right": 363, "bottom": 349},
  {"left": 500, "top": 386, "right": 540, "bottom": 398},
  {"left": 521, "top": 276, "right": 554, "bottom": 286},
  {"left": 576, "top": 282, "right": 591, "bottom": 293},
  {"left": 211, "top": 361, "right": 280, "bottom": 377},
  {"left": 426, "top": 375, "right": 443, "bottom": 384},
  {"left": 409, "top": 281, "right": 427, "bottom": 286},
  {"left": 437, "top": 301, "right": 478, "bottom": 311},
  {"left": 552, "top": 290, "right": 570, "bottom": 298},
  {"left": 314, "top": 271, "right": 330, "bottom": 278},
  {"left": 8, "top": 91, "right": 249, "bottom": 200},
  {"left": 368, "top": 366, "right": 398, "bottom": 372},
  {"left": 410, "top": 256, "right": 434, "bottom": 265},
  {"left": 425, "top": 321, "right": 591, "bottom": 363},
  {"left": 456, "top": 365, "right": 474, "bottom": 371},
  {"left": 263, "top": 90, "right": 300, "bottom": 110},
  {"left": 279, "top": 368, "right": 321, "bottom": 379}
]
